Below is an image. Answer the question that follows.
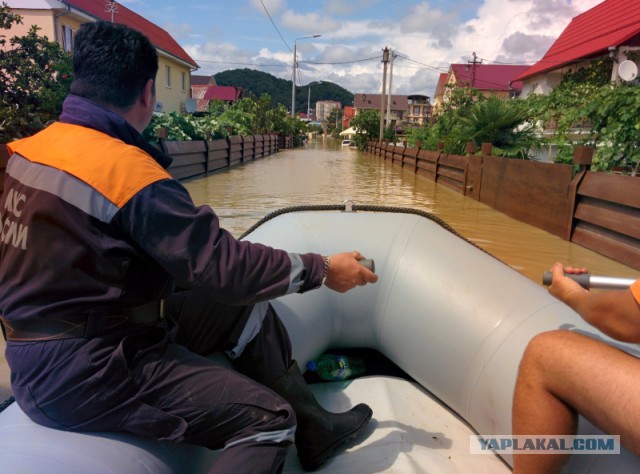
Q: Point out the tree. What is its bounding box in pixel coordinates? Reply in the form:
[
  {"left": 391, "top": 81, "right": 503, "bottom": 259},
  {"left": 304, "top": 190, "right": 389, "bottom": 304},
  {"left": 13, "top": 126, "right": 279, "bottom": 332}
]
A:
[
  {"left": 448, "top": 97, "right": 539, "bottom": 159},
  {"left": 349, "top": 109, "right": 380, "bottom": 150},
  {"left": 0, "top": 3, "right": 73, "bottom": 143},
  {"left": 406, "top": 86, "right": 484, "bottom": 152}
]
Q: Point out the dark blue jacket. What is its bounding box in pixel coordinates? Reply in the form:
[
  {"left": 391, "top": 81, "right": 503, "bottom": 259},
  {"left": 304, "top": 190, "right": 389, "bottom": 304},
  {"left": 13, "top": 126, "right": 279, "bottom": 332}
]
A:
[{"left": 0, "top": 96, "right": 323, "bottom": 435}]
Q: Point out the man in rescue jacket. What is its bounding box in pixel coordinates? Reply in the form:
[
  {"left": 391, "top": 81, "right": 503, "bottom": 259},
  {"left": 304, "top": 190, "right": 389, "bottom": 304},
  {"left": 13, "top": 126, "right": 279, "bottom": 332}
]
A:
[{"left": 0, "top": 21, "right": 377, "bottom": 473}]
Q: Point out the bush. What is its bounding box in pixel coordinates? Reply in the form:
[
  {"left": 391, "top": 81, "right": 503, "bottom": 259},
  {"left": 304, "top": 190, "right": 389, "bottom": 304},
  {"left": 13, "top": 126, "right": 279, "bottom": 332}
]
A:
[{"left": 0, "top": 3, "right": 73, "bottom": 143}]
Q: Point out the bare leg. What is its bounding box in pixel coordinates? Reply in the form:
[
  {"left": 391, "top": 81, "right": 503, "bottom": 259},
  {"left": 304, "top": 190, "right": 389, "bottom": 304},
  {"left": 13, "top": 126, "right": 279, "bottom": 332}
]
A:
[{"left": 512, "top": 330, "right": 640, "bottom": 473}]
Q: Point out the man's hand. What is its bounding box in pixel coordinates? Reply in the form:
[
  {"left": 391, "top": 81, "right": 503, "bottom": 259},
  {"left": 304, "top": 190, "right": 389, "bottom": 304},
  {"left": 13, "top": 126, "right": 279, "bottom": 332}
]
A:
[
  {"left": 324, "top": 251, "right": 378, "bottom": 293},
  {"left": 548, "top": 262, "right": 589, "bottom": 303}
]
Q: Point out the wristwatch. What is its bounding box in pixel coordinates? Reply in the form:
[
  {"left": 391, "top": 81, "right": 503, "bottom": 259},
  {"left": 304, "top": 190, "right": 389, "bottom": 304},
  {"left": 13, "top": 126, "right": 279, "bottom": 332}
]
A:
[{"left": 321, "top": 255, "right": 331, "bottom": 285}]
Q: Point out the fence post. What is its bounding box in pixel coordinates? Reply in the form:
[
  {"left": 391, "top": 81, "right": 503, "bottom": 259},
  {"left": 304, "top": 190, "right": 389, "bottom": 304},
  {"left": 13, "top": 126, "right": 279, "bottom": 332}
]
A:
[
  {"left": 204, "top": 131, "right": 212, "bottom": 174},
  {"left": 157, "top": 127, "right": 169, "bottom": 154},
  {"left": 481, "top": 143, "right": 492, "bottom": 156},
  {"left": 573, "top": 145, "right": 594, "bottom": 172},
  {"left": 465, "top": 142, "right": 476, "bottom": 155}
]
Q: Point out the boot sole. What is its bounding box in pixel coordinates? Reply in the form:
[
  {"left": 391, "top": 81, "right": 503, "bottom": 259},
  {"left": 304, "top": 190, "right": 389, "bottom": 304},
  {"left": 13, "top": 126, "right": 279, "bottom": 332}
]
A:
[{"left": 298, "top": 407, "right": 373, "bottom": 471}]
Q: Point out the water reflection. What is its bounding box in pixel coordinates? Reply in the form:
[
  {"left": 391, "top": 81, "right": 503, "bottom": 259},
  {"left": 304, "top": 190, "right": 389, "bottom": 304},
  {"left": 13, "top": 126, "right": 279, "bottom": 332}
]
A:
[{"left": 182, "top": 138, "right": 638, "bottom": 284}]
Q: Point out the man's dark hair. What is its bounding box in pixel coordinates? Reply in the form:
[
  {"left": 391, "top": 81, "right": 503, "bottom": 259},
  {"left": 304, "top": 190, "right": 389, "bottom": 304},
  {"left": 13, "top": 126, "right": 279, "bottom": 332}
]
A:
[{"left": 70, "top": 22, "right": 158, "bottom": 110}]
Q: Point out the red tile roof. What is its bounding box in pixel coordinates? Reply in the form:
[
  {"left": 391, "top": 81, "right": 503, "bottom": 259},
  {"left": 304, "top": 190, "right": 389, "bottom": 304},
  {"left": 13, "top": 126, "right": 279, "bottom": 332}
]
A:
[
  {"left": 515, "top": 0, "right": 640, "bottom": 81},
  {"left": 450, "top": 64, "right": 530, "bottom": 91},
  {"left": 191, "top": 85, "right": 243, "bottom": 112},
  {"left": 61, "top": 1, "right": 198, "bottom": 68},
  {"left": 191, "top": 75, "right": 216, "bottom": 86},
  {"left": 434, "top": 73, "right": 448, "bottom": 97},
  {"left": 203, "top": 86, "right": 243, "bottom": 101}
]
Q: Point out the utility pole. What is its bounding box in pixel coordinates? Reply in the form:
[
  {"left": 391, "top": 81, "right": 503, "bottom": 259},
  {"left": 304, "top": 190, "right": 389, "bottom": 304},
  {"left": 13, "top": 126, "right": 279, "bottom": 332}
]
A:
[
  {"left": 379, "top": 47, "right": 390, "bottom": 143},
  {"left": 291, "top": 35, "right": 321, "bottom": 118},
  {"left": 467, "top": 52, "right": 482, "bottom": 88},
  {"left": 386, "top": 50, "right": 395, "bottom": 127}
]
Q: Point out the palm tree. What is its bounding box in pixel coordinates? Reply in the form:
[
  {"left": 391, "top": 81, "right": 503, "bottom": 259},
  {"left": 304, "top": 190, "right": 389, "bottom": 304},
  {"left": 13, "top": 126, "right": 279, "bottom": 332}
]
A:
[{"left": 449, "top": 97, "right": 540, "bottom": 159}]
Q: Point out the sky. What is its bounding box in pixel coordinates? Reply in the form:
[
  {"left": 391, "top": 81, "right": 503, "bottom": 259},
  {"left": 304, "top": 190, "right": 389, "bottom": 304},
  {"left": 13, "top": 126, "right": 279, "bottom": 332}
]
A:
[{"left": 118, "top": 0, "right": 603, "bottom": 98}]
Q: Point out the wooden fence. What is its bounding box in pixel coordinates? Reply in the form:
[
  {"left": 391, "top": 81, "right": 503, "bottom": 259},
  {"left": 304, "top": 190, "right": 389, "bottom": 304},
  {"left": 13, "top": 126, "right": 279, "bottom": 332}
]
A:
[
  {"left": 159, "top": 134, "right": 282, "bottom": 180},
  {"left": 368, "top": 140, "right": 640, "bottom": 271},
  {"left": 0, "top": 134, "right": 288, "bottom": 186}
]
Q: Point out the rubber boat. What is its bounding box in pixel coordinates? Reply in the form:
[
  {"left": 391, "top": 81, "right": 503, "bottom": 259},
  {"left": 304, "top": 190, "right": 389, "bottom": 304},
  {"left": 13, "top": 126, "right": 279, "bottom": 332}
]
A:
[{"left": 1, "top": 204, "right": 639, "bottom": 473}]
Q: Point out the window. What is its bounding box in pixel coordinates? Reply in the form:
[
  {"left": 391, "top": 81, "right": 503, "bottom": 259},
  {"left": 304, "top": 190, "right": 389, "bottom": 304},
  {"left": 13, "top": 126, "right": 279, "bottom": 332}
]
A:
[
  {"left": 181, "top": 71, "right": 186, "bottom": 92},
  {"left": 61, "top": 25, "right": 73, "bottom": 52},
  {"left": 165, "top": 65, "right": 171, "bottom": 88}
]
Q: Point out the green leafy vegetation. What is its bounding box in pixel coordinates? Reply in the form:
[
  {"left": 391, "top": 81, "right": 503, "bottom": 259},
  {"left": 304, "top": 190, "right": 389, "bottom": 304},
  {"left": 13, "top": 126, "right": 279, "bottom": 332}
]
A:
[
  {"left": 406, "top": 60, "right": 640, "bottom": 171},
  {"left": 142, "top": 93, "right": 308, "bottom": 146},
  {"left": 0, "top": 3, "right": 73, "bottom": 143},
  {"left": 349, "top": 109, "right": 380, "bottom": 150}
]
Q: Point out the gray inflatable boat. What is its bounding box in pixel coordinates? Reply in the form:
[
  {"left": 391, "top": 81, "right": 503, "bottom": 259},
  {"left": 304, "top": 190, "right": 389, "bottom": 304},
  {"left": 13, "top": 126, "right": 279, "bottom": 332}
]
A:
[{"left": 1, "top": 204, "right": 639, "bottom": 473}]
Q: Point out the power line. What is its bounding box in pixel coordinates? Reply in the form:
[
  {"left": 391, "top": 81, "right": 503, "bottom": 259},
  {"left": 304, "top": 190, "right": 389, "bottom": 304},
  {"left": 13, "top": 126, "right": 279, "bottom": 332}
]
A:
[
  {"left": 194, "top": 59, "right": 286, "bottom": 67},
  {"left": 259, "top": 0, "right": 291, "bottom": 51},
  {"left": 300, "top": 55, "right": 382, "bottom": 66},
  {"left": 394, "top": 54, "right": 448, "bottom": 73}
]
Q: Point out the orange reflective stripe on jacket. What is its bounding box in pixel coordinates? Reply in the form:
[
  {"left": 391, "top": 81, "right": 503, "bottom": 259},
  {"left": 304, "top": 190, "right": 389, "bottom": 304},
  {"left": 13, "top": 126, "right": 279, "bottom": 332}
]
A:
[{"left": 8, "top": 122, "right": 170, "bottom": 209}]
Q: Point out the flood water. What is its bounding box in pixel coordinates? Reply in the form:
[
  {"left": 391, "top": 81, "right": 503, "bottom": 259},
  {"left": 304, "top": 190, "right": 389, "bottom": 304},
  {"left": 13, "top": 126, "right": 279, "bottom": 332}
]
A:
[
  {"left": 1, "top": 137, "right": 637, "bottom": 398},
  {"left": 183, "top": 137, "right": 638, "bottom": 283}
]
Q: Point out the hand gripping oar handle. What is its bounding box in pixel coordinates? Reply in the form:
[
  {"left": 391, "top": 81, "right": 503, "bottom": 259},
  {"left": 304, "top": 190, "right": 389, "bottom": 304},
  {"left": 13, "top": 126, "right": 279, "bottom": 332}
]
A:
[
  {"left": 359, "top": 259, "right": 375, "bottom": 272},
  {"left": 542, "top": 271, "right": 636, "bottom": 290}
]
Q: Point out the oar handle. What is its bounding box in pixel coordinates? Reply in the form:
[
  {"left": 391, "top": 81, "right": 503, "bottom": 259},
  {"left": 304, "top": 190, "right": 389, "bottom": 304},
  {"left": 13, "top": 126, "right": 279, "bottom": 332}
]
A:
[
  {"left": 542, "top": 271, "right": 635, "bottom": 290},
  {"left": 359, "top": 259, "right": 375, "bottom": 272}
]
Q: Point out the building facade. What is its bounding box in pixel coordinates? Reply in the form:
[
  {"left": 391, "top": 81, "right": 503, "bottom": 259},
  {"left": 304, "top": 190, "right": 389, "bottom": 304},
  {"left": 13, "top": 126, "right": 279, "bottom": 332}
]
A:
[
  {"left": 5, "top": 0, "right": 199, "bottom": 114},
  {"left": 315, "top": 100, "right": 341, "bottom": 123}
]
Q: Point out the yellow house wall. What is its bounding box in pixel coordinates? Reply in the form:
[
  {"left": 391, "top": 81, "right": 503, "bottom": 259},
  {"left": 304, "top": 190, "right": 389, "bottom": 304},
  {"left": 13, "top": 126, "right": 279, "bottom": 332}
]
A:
[
  {"left": 3, "top": 10, "right": 55, "bottom": 46},
  {"left": 157, "top": 54, "right": 191, "bottom": 114},
  {"left": 8, "top": 9, "right": 192, "bottom": 114}
]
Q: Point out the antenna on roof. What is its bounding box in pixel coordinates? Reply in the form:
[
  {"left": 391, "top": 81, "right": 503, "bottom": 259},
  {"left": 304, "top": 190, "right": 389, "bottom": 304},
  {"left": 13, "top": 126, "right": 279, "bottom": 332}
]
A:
[
  {"left": 618, "top": 60, "right": 638, "bottom": 83},
  {"left": 105, "top": 1, "right": 118, "bottom": 23}
]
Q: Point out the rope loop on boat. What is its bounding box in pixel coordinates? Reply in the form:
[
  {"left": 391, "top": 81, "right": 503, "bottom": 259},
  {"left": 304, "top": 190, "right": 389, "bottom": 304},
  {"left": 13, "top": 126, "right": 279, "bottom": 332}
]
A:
[
  {"left": 238, "top": 203, "right": 493, "bottom": 259},
  {"left": 0, "top": 396, "right": 14, "bottom": 414}
]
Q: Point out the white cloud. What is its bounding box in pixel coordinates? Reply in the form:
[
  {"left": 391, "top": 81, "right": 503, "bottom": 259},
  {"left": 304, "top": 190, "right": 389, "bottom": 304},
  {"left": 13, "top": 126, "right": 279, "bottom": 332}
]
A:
[
  {"left": 249, "top": 0, "right": 285, "bottom": 14},
  {"left": 280, "top": 10, "right": 341, "bottom": 34}
]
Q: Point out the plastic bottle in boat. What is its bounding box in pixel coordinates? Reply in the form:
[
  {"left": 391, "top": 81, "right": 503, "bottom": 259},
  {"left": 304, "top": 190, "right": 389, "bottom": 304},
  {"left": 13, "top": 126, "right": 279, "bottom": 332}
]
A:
[{"left": 306, "top": 354, "right": 366, "bottom": 381}]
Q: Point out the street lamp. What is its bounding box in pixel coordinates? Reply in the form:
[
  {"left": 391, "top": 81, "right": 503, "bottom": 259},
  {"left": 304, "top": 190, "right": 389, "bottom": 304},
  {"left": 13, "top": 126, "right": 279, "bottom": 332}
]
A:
[
  {"left": 292, "top": 34, "right": 321, "bottom": 118},
  {"left": 307, "top": 81, "right": 323, "bottom": 120}
]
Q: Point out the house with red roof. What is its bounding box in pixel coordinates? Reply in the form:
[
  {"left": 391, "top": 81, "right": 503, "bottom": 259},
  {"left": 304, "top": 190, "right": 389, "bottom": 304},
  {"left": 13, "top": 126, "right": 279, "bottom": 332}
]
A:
[
  {"left": 515, "top": 0, "right": 640, "bottom": 96},
  {"left": 434, "top": 64, "right": 530, "bottom": 114},
  {"left": 191, "top": 84, "right": 244, "bottom": 113},
  {"left": 5, "top": 0, "right": 199, "bottom": 114},
  {"left": 432, "top": 73, "right": 449, "bottom": 115}
]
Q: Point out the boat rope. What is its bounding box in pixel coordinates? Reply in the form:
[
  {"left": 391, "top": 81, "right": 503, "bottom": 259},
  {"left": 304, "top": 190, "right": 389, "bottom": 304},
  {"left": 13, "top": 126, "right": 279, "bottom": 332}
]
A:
[
  {"left": 0, "top": 395, "right": 14, "bottom": 414},
  {"left": 238, "top": 203, "right": 502, "bottom": 262}
]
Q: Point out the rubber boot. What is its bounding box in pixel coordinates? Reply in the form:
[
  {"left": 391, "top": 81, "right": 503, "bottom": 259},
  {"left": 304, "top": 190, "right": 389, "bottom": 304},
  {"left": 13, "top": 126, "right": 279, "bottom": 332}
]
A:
[{"left": 269, "top": 360, "right": 372, "bottom": 471}]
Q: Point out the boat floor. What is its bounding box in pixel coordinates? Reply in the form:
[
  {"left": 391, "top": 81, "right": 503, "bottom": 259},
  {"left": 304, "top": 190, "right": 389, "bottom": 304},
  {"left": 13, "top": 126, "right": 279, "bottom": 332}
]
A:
[
  {"left": 0, "top": 375, "right": 511, "bottom": 473},
  {"left": 284, "top": 376, "right": 511, "bottom": 473}
]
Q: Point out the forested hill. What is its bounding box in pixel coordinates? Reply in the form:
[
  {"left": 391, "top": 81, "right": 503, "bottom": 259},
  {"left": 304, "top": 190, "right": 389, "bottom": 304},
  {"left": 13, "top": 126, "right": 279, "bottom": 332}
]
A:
[{"left": 214, "top": 68, "right": 354, "bottom": 112}]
